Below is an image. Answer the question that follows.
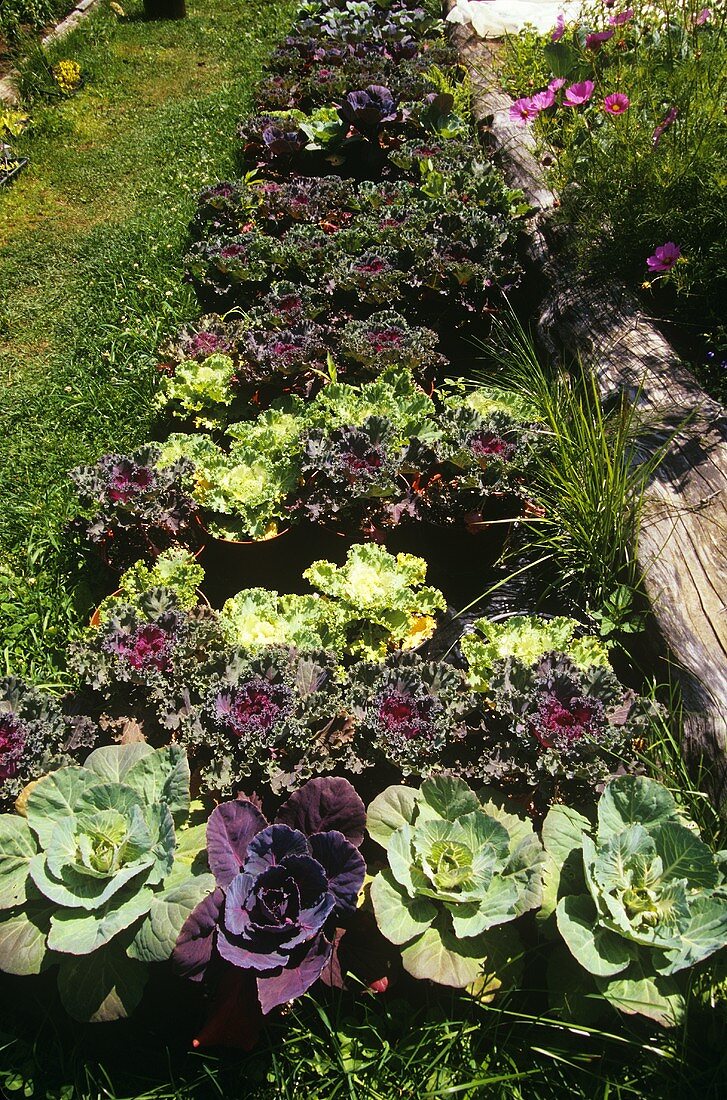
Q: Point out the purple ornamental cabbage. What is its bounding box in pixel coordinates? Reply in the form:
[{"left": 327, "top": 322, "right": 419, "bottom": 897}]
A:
[
  {"left": 338, "top": 85, "right": 399, "bottom": 138},
  {"left": 173, "top": 778, "right": 366, "bottom": 1015},
  {"left": 262, "top": 124, "right": 307, "bottom": 160}
]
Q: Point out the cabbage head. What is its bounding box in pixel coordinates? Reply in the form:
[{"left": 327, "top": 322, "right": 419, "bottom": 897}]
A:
[
  {"left": 544, "top": 775, "right": 727, "bottom": 1026},
  {"left": 368, "top": 776, "right": 543, "bottom": 989},
  {"left": 0, "top": 743, "right": 213, "bottom": 1022}
]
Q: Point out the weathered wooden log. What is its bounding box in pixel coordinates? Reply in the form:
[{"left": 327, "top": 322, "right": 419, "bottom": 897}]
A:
[{"left": 448, "top": 16, "right": 727, "bottom": 807}]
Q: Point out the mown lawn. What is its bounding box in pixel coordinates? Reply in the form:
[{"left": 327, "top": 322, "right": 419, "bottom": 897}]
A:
[{"left": 0, "top": 0, "right": 294, "bottom": 684}]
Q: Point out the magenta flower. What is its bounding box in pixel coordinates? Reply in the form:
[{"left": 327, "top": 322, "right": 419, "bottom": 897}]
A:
[
  {"left": 564, "top": 80, "right": 594, "bottom": 107},
  {"left": 509, "top": 97, "right": 539, "bottom": 126},
  {"left": 646, "top": 242, "right": 681, "bottom": 273},
  {"left": 694, "top": 8, "right": 711, "bottom": 25},
  {"left": 652, "top": 107, "right": 678, "bottom": 147},
  {"left": 551, "top": 12, "right": 566, "bottom": 41},
  {"left": 585, "top": 29, "right": 615, "bottom": 48},
  {"left": 603, "top": 93, "right": 630, "bottom": 115},
  {"left": 532, "top": 87, "right": 557, "bottom": 110},
  {"left": 609, "top": 8, "right": 633, "bottom": 25},
  {"left": 549, "top": 77, "right": 566, "bottom": 91}
]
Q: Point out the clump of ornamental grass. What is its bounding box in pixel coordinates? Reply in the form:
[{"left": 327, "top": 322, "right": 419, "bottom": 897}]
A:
[{"left": 476, "top": 314, "right": 666, "bottom": 619}]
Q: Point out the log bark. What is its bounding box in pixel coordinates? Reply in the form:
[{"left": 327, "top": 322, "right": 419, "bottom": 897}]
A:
[{"left": 448, "top": 16, "right": 727, "bottom": 807}]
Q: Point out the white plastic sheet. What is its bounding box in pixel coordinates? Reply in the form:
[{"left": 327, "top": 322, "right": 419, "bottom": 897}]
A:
[{"left": 446, "top": 0, "right": 580, "bottom": 39}]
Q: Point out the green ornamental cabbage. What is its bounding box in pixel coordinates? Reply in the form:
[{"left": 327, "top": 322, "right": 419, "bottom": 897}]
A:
[
  {"left": 368, "top": 776, "right": 544, "bottom": 989},
  {"left": 304, "top": 543, "right": 447, "bottom": 660},
  {"left": 544, "top": 775, "right": 727, "bottom": 1026},
  {"left": 461, "top": 614, "right": 610, "bottom": 693},
  {"left": 0, "top": 744, "right": 213, "bottom": 1022},
  {"left": 95, "top": 548, "right": 205, "bottom": 623},
  {"left": 156, "top": 353, "right": 237, "bottom": 423}
]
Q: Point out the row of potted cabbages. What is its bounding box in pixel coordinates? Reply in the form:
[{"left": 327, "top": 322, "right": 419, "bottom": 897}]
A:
[
  {"left": 1, "top": 737, "right": 724, "bottom": 1036},
  {"left": 3, "top": 0, "right": 725, "bottom": 1043}
]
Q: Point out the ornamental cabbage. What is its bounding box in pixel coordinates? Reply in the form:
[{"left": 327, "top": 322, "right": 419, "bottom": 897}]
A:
[
  {"left": 368, "top": 776, "right": 544, "bottom": 988},
  {"left": 304, "top": 543, "right": 446, "bottom": 660},
  {"left": 0, "top": 744, "right": 213, "bottom": 1022},
  {"left": 94, "top": 548, "right": 204, "bottom": 624},
  {"left": 156, "top": 354, "right": 237, "bottom": 424},
  {"left": 181, "top": 646, "right": 346, "bottom": 795},
  {"left": 544, "top": 776, "right": 727, "bottom": 1026},
  {"left": 219, "top": 588, "right": 344, "bottom": 653},
  {"left": 346, "top": 654, "right": 478, "bottom": 775},
  {"left": 0, "top": 678, "right": 96, "bottom": 810},
  {"left": 462, "top": 614, "right": 610, "bottom": 693},
  {"left": 173, "top": 778, "right": 366, "bottom": 1018},
  {"left": 466, "top": 653, "right": 646, "bottom": 804}
]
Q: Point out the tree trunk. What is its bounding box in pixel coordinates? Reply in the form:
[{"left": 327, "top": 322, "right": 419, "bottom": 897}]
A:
[{"left": 448, "top": 15, "right": 727, "bottom": 808}]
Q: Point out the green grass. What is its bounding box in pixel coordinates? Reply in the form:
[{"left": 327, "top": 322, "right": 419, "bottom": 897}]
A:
[
  {"left": 0, "top": 0, "right": 295, "bottom": 685},
  {"left": 1, "top": 968, "right": 725, "bottom": 1098}
]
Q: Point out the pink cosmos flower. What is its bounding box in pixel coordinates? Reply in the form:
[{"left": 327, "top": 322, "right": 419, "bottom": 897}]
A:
[
  {"left": 551, "top": 13, "right": 566, "bottom": 41},
  {"left": 603, "top": 93, "right": 630, "bottom": 115},
  {"left": 549, "top": 77, "right": 566, "bottom": 91},
  {"left": 564, "top": 80, "right": 595, "bottom": 106},
  {"left": 609, "top": 9, "right": 633, "bottom": 25},
  {"left": 509, "top": 97, "right": 539, "bottom": 126},
  {"left": 652, "top": 107, "right": 678, "bottom": 147},
  {"left": 586, "top": 29, "right": 615, "bottom": 48},
  {"left": 694, "top": 8, "right": 711, "bottom": 24},
  {"left": 646, "top": 242, "right": 681, "bottom": 272},
  {"left": 532, "top": 87, "right": 557, "bottom": 110}
]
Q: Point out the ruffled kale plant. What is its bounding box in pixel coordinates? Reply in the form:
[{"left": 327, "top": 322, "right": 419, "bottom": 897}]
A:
[
  {"left": 461, "top": 616, "right": 644, "bottom": 802},
  {"left": 219, "top": 589, "right": 344, "bottom": 653},
  {"left": 368, "top": 776, "right": 543, "bottom": 989},
  {"left": 461, "top": 615, "right": 610, "bottom": 693},
  {"left": 157, "top": 418, "right": 302, "bottom": 541},
  {"left": 70, "top": 445, "right": 201, "bottom": 567},
  {"left": 69, "top": 589, "right": 230, "bottom": 736},
  {"left": 293, "top": 416, "right": 402, "bottom": 527},
  {"left": 155, "top": 354, "right": 238, "bottom": 427},
  {"left": 0, "top": 744, "right": 213, "bottom": 1021},
  {"left": 337, "top": 310, "right": 446, "bottom": 379},
  {"left": 0, "top": 678, "right": 96, "bottom": 810},
  {"left": 544, "top": 776, "right": 727, "bottom": 1026},
  {"left": 94, "top": 548, "right": 205, "bottom": 624},
  {"left": 160, "top": 314, "right": 239, "bottom": 367},
  {"left": 173, "top": 778, "right": 366, "bottom": 1031},
  {"left": 303, "top": 543, "right": 447, "bottom": 660},
  {"left": 346, "top": 653, "right": 478, "bottom": 776},
  {"left": 180, "top": 646, "right": 346, "bottom": 795}
]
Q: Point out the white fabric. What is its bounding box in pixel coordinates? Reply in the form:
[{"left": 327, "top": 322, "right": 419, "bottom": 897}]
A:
[{"left": 446, "top": 0, "right": 580, "bottom": 39}]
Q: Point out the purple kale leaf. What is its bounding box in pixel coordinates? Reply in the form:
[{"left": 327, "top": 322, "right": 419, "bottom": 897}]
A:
[
  {"left": 469, "top": 654, "right": 647, "bottom": 804},
  {"left": 70, "top": 444, "right": 201, "bottom": 567},
  {"left": 180, "top": 647, "right": 344, "bottom": 797}
]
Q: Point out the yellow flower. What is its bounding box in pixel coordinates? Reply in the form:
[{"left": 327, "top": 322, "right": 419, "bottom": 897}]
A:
[
  {"left": 53, "top": 60, "right": 82, "bottom": 96},
  {"left": 110, "top": 2, "right": 126, "bottom": 15}
]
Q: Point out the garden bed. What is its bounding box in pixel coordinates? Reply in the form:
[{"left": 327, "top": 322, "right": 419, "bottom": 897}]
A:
[{"left": 0, "top": 1, "right": 725, "bottom": 1096}]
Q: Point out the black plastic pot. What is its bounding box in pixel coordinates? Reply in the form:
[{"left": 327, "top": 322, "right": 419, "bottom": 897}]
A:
[{"left": 143, "top": 0, "right": 186, "bottom": 19}]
